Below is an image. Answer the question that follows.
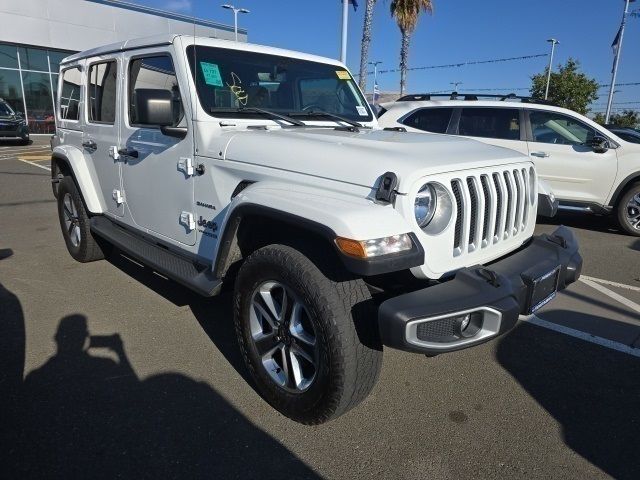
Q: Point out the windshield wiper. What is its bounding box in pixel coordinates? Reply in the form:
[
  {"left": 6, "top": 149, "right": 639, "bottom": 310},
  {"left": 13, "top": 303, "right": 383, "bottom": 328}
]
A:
[
  {"left": 289, "top": 109, "right": 363, "bottom": 128},
  {"left": 209, "top": 106, "right": 305, "bottom": 126}
]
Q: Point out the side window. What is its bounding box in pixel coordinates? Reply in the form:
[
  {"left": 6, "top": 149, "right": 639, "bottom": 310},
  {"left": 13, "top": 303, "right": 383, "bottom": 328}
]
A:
[
  {"left": 59, "top": 67, "right": 82, "bottom": 121},
  {"left": 88, "top": 61, "right": 117, "bottom": 124},
  {"left": 128, "top": 55, "right": 183, "bottom": 127},
  {"left": 459, "top": 108, "right": 520, "bottom": 140},
  {"left": 402, "top": 108, "right": 453, "bottom": 134},
  {"left": 529, "top": 111, "right": 595, "bottom": 145}
]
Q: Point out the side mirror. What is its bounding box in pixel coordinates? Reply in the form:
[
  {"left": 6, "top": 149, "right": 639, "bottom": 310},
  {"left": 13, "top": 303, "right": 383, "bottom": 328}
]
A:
[
  {"left": 589, "top": 136, "right": 609, "bottom": 153},
  {"left": 134, "top": 88, "right": 175, "bottom": 127}
]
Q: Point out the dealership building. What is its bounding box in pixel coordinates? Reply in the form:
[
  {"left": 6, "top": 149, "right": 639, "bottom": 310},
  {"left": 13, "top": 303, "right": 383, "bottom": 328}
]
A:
[{"left": 0, "top": 0, "right": 245, "bottom": 134}]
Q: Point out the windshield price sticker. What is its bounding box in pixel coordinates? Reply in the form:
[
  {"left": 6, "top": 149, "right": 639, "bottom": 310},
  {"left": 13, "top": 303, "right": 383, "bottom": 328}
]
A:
[
  {"left": 336, "top": 70, "right": 351, "bottom": 80},
  {"left": 200, "top": 62, "right": 223, "bottom": 87}
]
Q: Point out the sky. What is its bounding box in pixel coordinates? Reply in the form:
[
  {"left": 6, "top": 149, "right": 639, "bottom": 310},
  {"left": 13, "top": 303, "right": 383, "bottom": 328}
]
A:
[{"left": 130, "top": 0, "right": 639, "bottom": 113}]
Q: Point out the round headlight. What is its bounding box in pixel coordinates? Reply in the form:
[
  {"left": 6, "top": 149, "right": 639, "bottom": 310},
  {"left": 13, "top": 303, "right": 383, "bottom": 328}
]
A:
[{"left": 414, "top": 183, "right": 437, "bottom": 228}]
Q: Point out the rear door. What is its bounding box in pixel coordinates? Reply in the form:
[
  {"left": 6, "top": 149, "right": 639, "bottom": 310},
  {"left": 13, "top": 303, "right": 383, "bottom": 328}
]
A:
[
  {"left": 454, "top": 107, "right": 529, "bottom": 156},
  {"left": 83, "top": 56, "right": 123, "bottom": 216},
  {"left": 525, "top": 109, "right": 617, "bottom": 203},
  {"left": 119, "top": 49, "right": 195, "bottom": 246}
]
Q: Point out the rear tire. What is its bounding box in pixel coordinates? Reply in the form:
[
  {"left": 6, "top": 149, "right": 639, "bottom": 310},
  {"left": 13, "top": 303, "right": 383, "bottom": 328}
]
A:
[
  {"left": 234, "top": 244, "right": 382, "bottom": 424},
  {"left": 616, "top": 182, "right": 640, "bottom": 237},
  {"left": 57, "top": 176, "right": 108, "bottom": 262}
]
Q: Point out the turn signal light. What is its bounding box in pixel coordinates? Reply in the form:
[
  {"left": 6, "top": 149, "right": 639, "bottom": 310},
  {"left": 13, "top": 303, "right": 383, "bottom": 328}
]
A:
[{"left": 335, "top": 234, "right": 413, "bottom": 259}]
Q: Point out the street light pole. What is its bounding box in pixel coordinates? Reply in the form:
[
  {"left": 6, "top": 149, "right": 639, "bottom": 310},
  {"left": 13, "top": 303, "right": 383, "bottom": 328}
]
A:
[
  {"left": 544, "top": 38, "right": 559, "bottom": 100},
  {"left": 605, "top": 0, "right": 633, "bottom": 123},
  {"left": 368, "top": 61, "right": 382, "bottom": 105},
  {"left": 450, "top": 81, "right": 463, "bottom": 92},
  {"left": 340, "top": 0, "right": 349, "bottom": 63},
  {"left": 221, "top": 4, "right": 249, "bottom": 42}
]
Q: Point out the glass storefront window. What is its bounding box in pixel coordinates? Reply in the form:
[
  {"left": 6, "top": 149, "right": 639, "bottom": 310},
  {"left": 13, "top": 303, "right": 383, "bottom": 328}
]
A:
[
  {"left": 0, "top": 44, "right": 18, "bottom": 69},
  {"left": 0, "top": 43, "right": 74, "bottom": 136},
  {"left": 49, "top": 51, "right": 69, "bottom": 73},
  {"left": 0, "top": 68, "right": 25, "bottom": 116},
  {"left": 22, "top": 71, "right": 55, "bottom": 134},
  {"left": 18, "top": 47, "right": 50, "bottom": 72}
]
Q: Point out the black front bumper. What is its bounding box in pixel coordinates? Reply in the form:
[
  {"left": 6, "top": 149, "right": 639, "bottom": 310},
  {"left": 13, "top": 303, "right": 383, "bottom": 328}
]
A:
[{"left": 378, "top": 226, "right": 582, "bottom": 355}]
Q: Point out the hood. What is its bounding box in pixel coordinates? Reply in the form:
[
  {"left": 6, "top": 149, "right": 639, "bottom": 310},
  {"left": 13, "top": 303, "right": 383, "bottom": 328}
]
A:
[{"left": 221, "top": 127, "right": 530, "bottom": 193}]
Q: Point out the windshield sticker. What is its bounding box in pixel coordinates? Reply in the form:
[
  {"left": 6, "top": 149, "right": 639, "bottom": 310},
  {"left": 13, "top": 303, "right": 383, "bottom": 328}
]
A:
[
  {"left": 200, "top": 62, "right": 223, "bottom": 87},
  {"left": 226, "top": 72, "right": 248, "bottom": 106},
  {"left": 336, "top": 70, "right": 351, "bottom": 80},
  {"left": 356, "top": 106, "right": 368, "bottom": 116}
]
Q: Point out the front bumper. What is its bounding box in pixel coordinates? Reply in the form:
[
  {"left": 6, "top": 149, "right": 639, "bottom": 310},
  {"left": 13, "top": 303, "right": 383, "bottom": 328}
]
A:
[
  {"left": 0, "top": 124, "right": 28, "bottom": 138},
  {"left": 378, "top": 226, "right": 582, "bottom": 355}
]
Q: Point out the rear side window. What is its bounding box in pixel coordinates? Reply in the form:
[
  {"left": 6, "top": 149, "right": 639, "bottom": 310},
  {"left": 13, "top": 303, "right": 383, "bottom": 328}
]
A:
[
  {"left": 59, "top": 67, "right": 81, "bottom": 121},
  {"left": 128, "top": 55, "right": 183, "bottom": 127},
  {"left": 403, "top": 108, "right": 453, "bottom": 133},
  {"left": 458, "top": 108, "right": 520, "bottom": 140},
  {"left": 88, "top": 61, "right": 117, "bottom": 124}
]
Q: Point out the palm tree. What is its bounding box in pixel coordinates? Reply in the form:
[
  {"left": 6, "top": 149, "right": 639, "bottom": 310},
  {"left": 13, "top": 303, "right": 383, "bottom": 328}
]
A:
[
  {"left": 358, "top": 0, "right": 377, "bottom": 92},
  {"left": 390, "top": 0, "right": 433, "bottom": 96}
]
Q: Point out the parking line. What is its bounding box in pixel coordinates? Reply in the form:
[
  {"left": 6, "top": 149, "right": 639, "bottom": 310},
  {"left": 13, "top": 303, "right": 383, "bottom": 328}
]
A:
[
  {"left": 580, "top": 275, "right": 640, "bottom": 293},
  {"left": 18, "top": 158, "right": 51, "bottom": 171},
  {"left": 580, "top": 278, "right": 640, "bottom": 315},
  {"left": 523, "top": 314, "right": 640, "bottom": 358}
]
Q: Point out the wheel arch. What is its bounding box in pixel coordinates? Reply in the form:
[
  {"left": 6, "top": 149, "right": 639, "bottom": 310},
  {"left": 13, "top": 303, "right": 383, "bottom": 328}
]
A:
[
  {"left": 609, "top": 171, "right": 640, "bottom": 207},
  {"left": 51, "top": 146, "right": 106, "bottom": 214}
]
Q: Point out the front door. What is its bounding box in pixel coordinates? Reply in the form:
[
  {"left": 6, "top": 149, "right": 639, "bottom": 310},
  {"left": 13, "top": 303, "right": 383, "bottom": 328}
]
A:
[
  {"left": 83, "top": 57, "right": 123, "bottom": 216},
  {"left": 119, "top": 51, "right": 195, "bottom": 246},
  {"left": 525, "top": 109, "right": 617, "bottom": 204}
]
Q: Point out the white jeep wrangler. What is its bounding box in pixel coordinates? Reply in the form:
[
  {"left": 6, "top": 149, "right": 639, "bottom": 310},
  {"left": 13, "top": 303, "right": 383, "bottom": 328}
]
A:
[{"left": 51, "top": 35, "right": 581, "bottom": 424}]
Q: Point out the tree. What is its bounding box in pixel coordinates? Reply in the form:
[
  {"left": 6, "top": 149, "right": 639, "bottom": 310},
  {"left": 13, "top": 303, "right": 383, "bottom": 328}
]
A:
[
  {"left": 358, "top": 0, "right": 377, "bottom": 92},
  {"left": 390, "top": 0, "right": 433, "bottom": 96},
  {"left": 530, "top": 59, "right": 598, "bottom": 115},
  {"left": 592, "top": 110, "right": 639, "bottom": 127}
]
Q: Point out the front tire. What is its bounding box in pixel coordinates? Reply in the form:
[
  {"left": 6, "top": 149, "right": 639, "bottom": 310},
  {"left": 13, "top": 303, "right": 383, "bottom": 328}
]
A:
[
  {"left": 617, "top": 182, "right": 640, "bottom": 236},
  {"left": 57, "top": 176, "right": 108, "bottom": 262},
  {"left": 234, "top": 244, "right": 382, "bottom": 424}
]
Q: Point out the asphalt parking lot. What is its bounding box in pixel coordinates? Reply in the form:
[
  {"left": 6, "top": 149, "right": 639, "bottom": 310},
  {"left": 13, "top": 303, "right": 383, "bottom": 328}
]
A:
[{"left": 1, "top": 137, "right": 639, "bottom": 479}]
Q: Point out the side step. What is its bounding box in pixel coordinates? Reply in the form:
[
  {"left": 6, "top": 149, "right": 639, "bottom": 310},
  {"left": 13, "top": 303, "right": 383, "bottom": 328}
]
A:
[{"left": 91, "top": 216, "right": 222, "bottom": 297}]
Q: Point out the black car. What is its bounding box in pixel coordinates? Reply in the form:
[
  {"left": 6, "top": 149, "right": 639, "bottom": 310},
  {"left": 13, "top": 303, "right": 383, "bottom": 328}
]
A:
[
  {"left": 0, "top": 99, "right": 29, "bottom": 144},
  {"left": 606, "top": 126, "right": 640, "bottom": 144}
]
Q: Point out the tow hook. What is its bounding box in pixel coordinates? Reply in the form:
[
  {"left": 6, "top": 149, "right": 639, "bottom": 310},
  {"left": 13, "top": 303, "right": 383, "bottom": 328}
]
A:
[
  {"left": 476, "top": 268, "right": 501, "bottom": 287},
  {"left": 548, "top": 234, "right": 567, "bottom": 249}
]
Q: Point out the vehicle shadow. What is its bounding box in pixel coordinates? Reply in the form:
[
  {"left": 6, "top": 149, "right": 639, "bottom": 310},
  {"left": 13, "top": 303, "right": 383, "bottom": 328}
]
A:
[
  {"left": 496, "top": 319, "right": 640, "bottom": 480},
  {"left": 537, "top": 211, "right": 622, "bottom": 235},
  {"left": 1, "top": 308, "right": 320, "bottom": 479},
  {"left": 106, "top": 251, "right": 253, "bottom": 385},
  {"left": 630, "top": 239, "right": 640, "bottom": 252}
]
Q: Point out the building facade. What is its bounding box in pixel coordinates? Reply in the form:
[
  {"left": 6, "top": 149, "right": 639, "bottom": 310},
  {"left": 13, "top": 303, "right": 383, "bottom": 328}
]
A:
[{"left": 0, "top": 0, "right": 245, "bottom": 134}]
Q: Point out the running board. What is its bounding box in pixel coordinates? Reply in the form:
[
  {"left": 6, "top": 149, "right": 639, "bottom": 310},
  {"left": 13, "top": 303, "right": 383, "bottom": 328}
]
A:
[{"left": 90, "top": 216, "right": 222, "bottom": 297}]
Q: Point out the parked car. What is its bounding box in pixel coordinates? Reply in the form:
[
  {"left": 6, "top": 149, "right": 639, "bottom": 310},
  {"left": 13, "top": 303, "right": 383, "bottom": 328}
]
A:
[
  {"left": 0, "top": 98, "right": 29, "bottom": 144},
  {"left": 378, "top": 93, "right": 640, "bottom": 236},
  {"left": 605, "top": 126, "right": 640, "bottom": 144},
  {"left": 51, "top": 36, "right": 581, "bottom": 424}
]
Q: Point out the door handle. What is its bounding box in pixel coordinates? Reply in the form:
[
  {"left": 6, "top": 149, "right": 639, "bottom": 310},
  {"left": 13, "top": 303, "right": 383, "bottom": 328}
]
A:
[
  {"left": 82, "top": 140, "right": 97, "bottom": 150},
  {"left": 530, "top": 151, "right": 550, "bottom": 158},
  {"left": 117, "top": 148, "right": 139, "bottom": 159}
]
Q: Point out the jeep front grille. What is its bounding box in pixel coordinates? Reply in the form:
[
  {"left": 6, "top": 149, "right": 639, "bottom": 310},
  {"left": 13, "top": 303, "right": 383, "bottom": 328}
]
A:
[{"left": 451, "top": 168, "right": 532, "bottom": 256}]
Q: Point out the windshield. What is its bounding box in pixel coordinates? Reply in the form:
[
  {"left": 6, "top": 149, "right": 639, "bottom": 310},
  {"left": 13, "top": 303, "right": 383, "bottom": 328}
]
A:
[
  {"left": 0, "top": 102, "right": 14, "bottom": 116},
  {"left": 186, "top": 45, "right": 373, "bottom": 123}
]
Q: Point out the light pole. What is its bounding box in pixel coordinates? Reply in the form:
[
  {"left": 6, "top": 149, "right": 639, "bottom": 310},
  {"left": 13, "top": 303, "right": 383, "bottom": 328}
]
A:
[
  {"left": 605, "top": 0, "right": 634, "bottom": 123},
  {"left": 544, "top": 38, "right": 559, "bottom": 100},
  {"left": 340, "top": 0, "right": 349, "bottom": 63},
  {"left": 368, "top": 60, "right": 382, "bottom": 105},
  {"left": 450, "top": 81, "right": 463, "bottom": 92},
  {"left": 221, "top": 4, "right": 249, "bottom": 42}
]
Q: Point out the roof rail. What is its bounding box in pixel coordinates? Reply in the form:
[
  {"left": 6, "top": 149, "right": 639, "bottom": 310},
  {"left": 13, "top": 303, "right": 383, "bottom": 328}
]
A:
[{"left": 397, "top": 92, "right": 556, "bottom": 106}]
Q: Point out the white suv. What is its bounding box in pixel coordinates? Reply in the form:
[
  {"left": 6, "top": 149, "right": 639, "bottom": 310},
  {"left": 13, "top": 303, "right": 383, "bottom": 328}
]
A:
[
  {"left": 378, "top": 93, "right": 640, "bottom": 236},
  {"left": 51, "top": 36, "right": 581, "bottom": 424}
]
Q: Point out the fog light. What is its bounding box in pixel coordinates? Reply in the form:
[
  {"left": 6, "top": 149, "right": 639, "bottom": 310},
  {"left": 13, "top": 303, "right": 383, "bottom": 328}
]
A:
[{"left": 454, "top": 312, "right": 482, "bottom": 338}]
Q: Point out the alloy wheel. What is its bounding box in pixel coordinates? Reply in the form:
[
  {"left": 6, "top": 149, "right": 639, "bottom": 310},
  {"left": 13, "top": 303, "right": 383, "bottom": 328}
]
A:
[
  {"left": 249, "top": 281, "right": 319, "bottom": 393},
  {"left": 626, "top": 192, "right": 640, "bottom": 231},
  {"left": 62, "top": 192, "right": 81, "bottom": 247}
]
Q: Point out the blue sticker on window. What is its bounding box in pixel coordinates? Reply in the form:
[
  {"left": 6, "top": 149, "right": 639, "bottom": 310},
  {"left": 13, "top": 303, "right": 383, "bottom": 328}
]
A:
[{"left": 200, "top": 62, "right": 223, "bottom": 87}]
